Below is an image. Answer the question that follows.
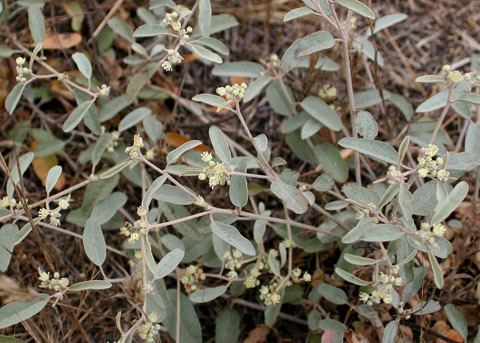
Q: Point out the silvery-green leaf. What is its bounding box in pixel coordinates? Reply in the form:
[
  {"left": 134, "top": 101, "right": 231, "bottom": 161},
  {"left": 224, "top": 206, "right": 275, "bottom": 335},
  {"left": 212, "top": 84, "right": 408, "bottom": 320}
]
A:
[
  {"left": 107, "top": 17, "right": 134, "bottom": 42},
  {"left": 90, "top": 192, "right": 127, "bottom": 225},
  {"left": 284, "top": 6, "right": 314, "bottom": 22},
  {"left": 45, "top": 165, "right": 62, "bottom": 194},
  {"left": 126, "top": 72, "right": 149, "bottom": 101},
  {"left": 28, "top": 6, "right": 45, "bottom": 44},
  {"left": 458, "top": 92, "right": 480, "bottom": 105},
  {"left": 416, "top": 90, "right": 450, "bottom": 112},
  {"left": 72, "top": 52, "right": 92, "bottom": 80},
  {"left": 355, "top": 111, "right": 378, "bottom": 139},
  {"left": 210, "top": 221, "right": 256, "bottom": 256},
  {"left": 335, "top": 267, "right": 369, "bottom": 286},
  {"left": 428, "top": 251, "right": 443, "bottom": 289},
  {"left": 229, "top": 160, "right": 248, "bottom": 208},
  {"left": 335, "top": 0, "right": 375, "bottom": 19},
  {"left": 63, "top": 100, "right": 94, "bottom": 132},
  {"left": 190, "top": 285, "right": 226, "bottom": 303},
  {"left": 7, "top": 152, "right": 34, "bottom": 196},
  {"left": 301, "top": 118, "right": 322, "bottom": 139},
  {"left": 164, "top": 289, "right": 202, "bottom": 343},
  {"left": 193, "top": 37, "right": 229, "bottom": 55},
  {"left": 0, "top": 294, "right": 49, "bottom": 329},
  {"left": 415, "top": 75, "right": 446, "bottom": 83},
  {"left": 338, "top": 137, "right": 397, "bottom": 164},
  {"left": 353, "top": 89, "right": 391, "bottom": 109},
  {"left": 91, "top": 133, "right": 110, "bottom": 167},
  {"left": 209, "top": 126, "right": 231, "bottom": 164},
  {"left": 0, "top": 45, "right": 15, "bottom": 57},
  {"left": 5, "top": 83, "right": 27, "bottom": 115},
  {"left": 266, "top": 80, "right": 293, "bottom": 115},
  {"left": 68, "top": 280, "right": 112, "bottom": 292},
  {"left": 431, "top": 181, "right": 468, "bottom": 223},
  {"left": 133, "top": 24, "right": 168, "bottom": 37},
  {"left": 144, "top": 175, "right": 167, "bottom": 208},
  {"left": 83, "top": 217, "right": 106, "bottom": 266},
  {"left": 243, "top": 75, "right": 272, "bottom": 103},
  {"left": 372, "top": 13, "right": 407, "bottom": 34},
  {"left": 382, "top": 321, "right": 399, "bottom": 343},
  {"left": 254, "top": 134, "right": 268, "bottom": 152},
  {"left": 153, "top": 185, "right": 195, "bottom": 205},
  {"left": 281, "top": 31, "right": 335, "bottom": 71},
  {"left": 143, "top": 114, "right": 164, "bottom": 141},
  {"left": 155, "top": 248, "right": 185, "bottom": 279},
  {"left": 342, "top": 183, "right": 379, "bottom": 206},
  {"left": 98, "top": 160, "right": 131, "bottom": 179},
  {"left": 312, "top": 173, "right": 334, "bottom": 192},
  {"left": 444, "top": 304, "right": 468, "bottom": 341},
  {"left": 118, "top": 107, "right": 151, "bottom": 132},
  {"left": 300, "top": 96, "right": 341, "bottom": 131},
  {"left": 377, "top": 183, "right": 400, "bottom": 209},
  {"left": 212, "top": 61, "right": 264, "bottom": 78},
  {"left": 344, "top": 253, "right": 378, "bottom": 265},
  {"left": 166, "top": 140, "right": 202, "bottom": 164},
  {"left": 342, "top": 218, "right": 376, "bottom": 244},
  {"left": 446, "top": 152, "right": 480, "bottom": 171},
  {"left": 270, "top": 179, "right": 308, "bottom": 214},
  {"left": 99, "top": 95, "right": 131, "bottom": 122},
  {"left": 397, "top": 135, "right": 410, "bottom": 165},
  {"left": 313, "top": 143, "right": 348, "bottom": 183},
  {"left": 389, "top": 94, "right": 414, "bottom": 120},
  {"left": 466, "top": 123, "right": 480, "bottom": 155},
  {"left": 315, "top": 283, "right": 348, "bottom": 305},
  {"left": 161, "top": 234, "right": 185, "bottom": 251},
  {"left": 192, "top": 94, "right": 226, "bottom": 107},
  {"left": 189, "top": 44, "right": 222, "bottom": 63},
  {"left": 13, "top": 223, "right": 32, "bottom": 246},
  {"left": 198, "top": 0, "right": 212, "bottom": 37},
  {"left": 412, "top": 300, "right": 441, "bottom": 315},
  {"left": 215, "top": 309, "right": 240, "bottom": 343},
  {"left": 0, "top": 224, "right": 18, "bottom": 272}
]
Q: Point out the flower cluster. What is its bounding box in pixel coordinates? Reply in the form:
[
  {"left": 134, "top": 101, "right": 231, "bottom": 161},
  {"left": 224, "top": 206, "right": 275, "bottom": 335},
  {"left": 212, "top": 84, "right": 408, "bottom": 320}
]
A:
[
  {"left": 359, "top": 267, "right": 403, "bottom": 305},
  {"left": 98, "top": 84, "right": 110, "bottom": 97},
  {"left": 37, "top": 195, "right": 71, "bottom": 226},
  {"left": 442, "top": 65, "right": 472, "bottom": 84},
  {"left": 417, "top": 222, "right": 447, "bottom": 244},
  {"left": 38, "top": 270, "right": 69, "bottom": 292},
  {"left": 243, "top": 265, "right": 262, "bottom": 289},
  {"left": 292, "top": 268, "right": 312, "bottom": 283},
  {"left": 386, "top": 165, "right": 405, "bottom": 184},
  {"left": 259, "top": 281, "right": 281, "bottom": 306},
  {"left": 417, "top": 144, "right": 449, "bottom": 181},
  {"left": 163, "top": 11, "right": 182, "bottom": 31},
  {"left": 198, "top": 152, "right": 231, "bottom": 189},
  {"left": 224, "top": 249, "right": 243, "bottom": 271},
  {"left": 125, "top": 134, "right": 144, "bottom": 158},
  {"left": 0, "top": 196, "right": 18, "bottom": 209},
  {"left": 180, "top": 265, "right": 206, "bottom": 293},
  {"left": 216, "top": 83, "right": 248, "bottom": 101},
  {"left": 162, "top": 49, "right": 184, "bottom": 72},
  {"left": 137, "top": 313, "right": 161, "bottom": 343},
  {"left": 120, "top": 219, "right": 147, "bottom": 242},
  {"left": 318, "top": 84, "right": 337, "bottom": 101},
  {"left": 268, "top": 54, "right": 280, "bottom": 69},
  {"left": 15, "top": 57, "right": 31, "bottom": 83},
  {"left": 354, "top": 202, "right": 378, "bottom": 222},
  {"left": 107, "top": 131, "right": 120, "bottom": 153}
]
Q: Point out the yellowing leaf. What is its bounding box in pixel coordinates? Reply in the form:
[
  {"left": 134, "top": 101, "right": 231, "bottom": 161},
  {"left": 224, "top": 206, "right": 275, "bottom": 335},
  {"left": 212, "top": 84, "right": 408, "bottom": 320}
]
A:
[
  {"left": 31, "top": 144, "right": 65, "bottom": 191},
  {"left": 42, "top": 32, "right": 82, "bottom": 50},
  {"left": 164, "top": 132, "right": 211, "bottom": 152}
]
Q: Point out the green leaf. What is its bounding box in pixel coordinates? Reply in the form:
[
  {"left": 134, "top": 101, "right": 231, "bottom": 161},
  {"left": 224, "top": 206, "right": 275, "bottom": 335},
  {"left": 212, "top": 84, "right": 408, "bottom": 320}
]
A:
[
  {"left": 68, "top": 280, "right": 112, "bottom": 292},
  {"left": 72, "top": 52, "right": 92, "bottom": 80},
  {"left": 63, "top": 100, "right": 94, "bottom": 132},
  {"left": 372, "top": 13, "right": 407, "bottom": 34},
  {"left": 99, "top": 95, "right": 131, "bottom": 122},
  {"left": 166, "top": 140, "right": 202, "bottom": 164},
  {"left": 458, "top": 92, "right": 480, "bottom": 105},
  {"left": 193, "top": 37, "right": 229, "bottom": 55},
  {"left": 335, "top": 0, "right": 375, "bottom": 19},
  {"left": 389, "top": 94, "right": 414, "bottom": 120},
  {"left": 28, "top": 6, "right": 45, "bottom": 44},
  {"left": 45, "top": 165, "right": 62, "bottom": 194},
  {"left": 444, "top": 304, "right": 468, "bottom": 341},
  {"left": 118, "top": 107, "right": 151, "bottom": 132},
  {"left": 300, "top": 96, "right": 342, "bottom": 131},
  {"left": 0, "top": 224, "right": 18, "bottom": 272},
  {"left": 192, "top": 93, "right": 226, "bottom": 107},
  {"left": 144, "top": 175, "right": 167, "bottom": 208},
  {"left": 155, "top": 248, "right": 185, "bottom": 279},
  {"left": 412, "top": 300, "right": 441, "bottom": 315},
  {"left": 229, "top": 160, "right": 248, "bottom": 208},
  {"left": 98, "top": 160, "right": 131, "bottom": 179},
  {"left": 382, "top": 321, "right": 399, "bottom": 343},
  {"left": 0, "top": 294, "right": 49, "bottom": 329},
  {"left": 243, "top": 75, "right": 272, "bottom": 103},
  {"left": 189, "top": 285, "right": 227, "bottom": 303},
  {"left": 266, "top": 80, "right": 293, "bottom": 115},
  {"left": 212, "top": 61, "right": 264, "bottom": 78},
  {"left": 431, "top": 181, "right": 468, "bottom": 223},
  {"left": 164, "top": 289, "right": 202, "bottom": 343},
  {"left": 428, "top": 251, "right": 443, "bottom": 289},
  {"left": 334, "top": 267, "right": 369, "bottom": 286},
  {"left": 210, "top": 221, "right": 256, "bottom": 256},
  {"left": 415, "top": 75, "right": 446, "bottom": 83},
  {"left": 270, "top": 179, "right": 308, "bottom": 214},
  {"left": 82, "top": 217, "right": 106, "bottom": 266},
  {"left": 133, "top": 24, "right": 168, "bottom": 37},
  {"left": 313, "top": 143, "right": 348, "bottom": 183},
  {"left": 354, "top": 89, "right": 390, "bottom": 109},
  {"left": 355, "top": 111, "right": 378, "bottom": 139},
  {"left": 198, "top": 0, "right": 212, "bottom": 37},
  {"left": 281, "top": 31, "right": 335, "bottom": 71},
  {"left": 107, "top": 17, "right": 134, "bottom": 42},
  {"left": 153, "top": 185, "right": 196, "bottom": 205},
  {"left": 315, "top": 283, "right": 348, "bottom": 305},
  {"left": 90, "top": 192, "right": 127, "bottom": 225},
  {"left": 284, "top": 7, "right": 314, "bottom": 22},
  {"left": 338, "top": 137, "right": 397, "bottom": 164},
  {"left": 189, "top": 44, "right": 222, "bottom": 63},
  {"left": 416, "top": 90, "right": 449, "bottom": 112},
  {"left": 209, "top": 126, "right": 231, "bottom": 164},
  {"left": 126, "top": 72, "right": 148, "bottom": 101},
  {"left": 0, "top": 45, "right": 15, "bottom": 57},
  {"left": 215, "top": 308, "right": 241, "bottom": 343},
  {"left": 5, "top": 83, "right": 27, "bottom": 115},
  {"left": 344, "top": 253, "right": 378, "bottom": 265}
]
